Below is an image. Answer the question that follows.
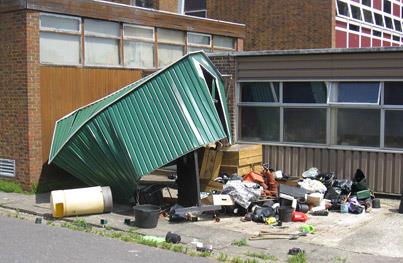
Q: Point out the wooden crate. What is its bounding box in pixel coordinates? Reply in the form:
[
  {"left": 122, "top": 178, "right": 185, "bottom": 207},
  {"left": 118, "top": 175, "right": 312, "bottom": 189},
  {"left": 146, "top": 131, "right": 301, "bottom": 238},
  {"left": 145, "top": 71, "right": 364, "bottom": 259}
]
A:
[{"left": 220, "top": 144, "right": 263, "bottom": 176}]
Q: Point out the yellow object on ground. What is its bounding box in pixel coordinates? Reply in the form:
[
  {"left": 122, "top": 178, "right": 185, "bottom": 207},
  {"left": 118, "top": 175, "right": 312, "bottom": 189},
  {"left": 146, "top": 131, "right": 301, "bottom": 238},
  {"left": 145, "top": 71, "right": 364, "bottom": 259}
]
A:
[{"left": 50, "top": 186, "right": 113, "bottom": 218}]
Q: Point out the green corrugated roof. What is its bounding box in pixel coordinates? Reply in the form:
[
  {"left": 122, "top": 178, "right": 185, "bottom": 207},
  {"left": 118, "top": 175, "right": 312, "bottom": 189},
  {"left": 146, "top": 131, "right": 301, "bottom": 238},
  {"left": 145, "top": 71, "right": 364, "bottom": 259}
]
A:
[{"left": 48, "top": 52, "right": 232, "bottom": 200}]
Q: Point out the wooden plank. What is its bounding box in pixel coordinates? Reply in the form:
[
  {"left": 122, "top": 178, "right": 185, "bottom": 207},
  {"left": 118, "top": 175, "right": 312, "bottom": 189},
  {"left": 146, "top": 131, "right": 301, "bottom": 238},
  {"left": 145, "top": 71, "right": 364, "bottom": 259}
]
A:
[
  {"left": 40, "top": 66, "right": 142, "bottom": 161},
  {"left": 26, "top": 0, "right": 245, "bottom": 38}
]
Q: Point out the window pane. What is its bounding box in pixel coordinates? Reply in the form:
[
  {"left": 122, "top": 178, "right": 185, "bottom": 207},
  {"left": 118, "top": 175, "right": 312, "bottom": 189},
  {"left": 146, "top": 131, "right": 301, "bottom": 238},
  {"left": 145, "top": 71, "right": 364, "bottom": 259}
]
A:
[
  {"left": 363, "top": 10, "right": 373, "bottom": 23},
  {"left": 284, "top": 108, "right": 327, "bottom": 144},
  {"left": 185, "top": 11, "right": 207, "bottom": 18},
  {"left": 240, "top": 107, "right": 279, "bottom": 141},
  {"left": 85, "top": 37, "right": 119, "bottom": 65},
  {"left": 40, "top": 32, "right": 80, "bottom": 65},
  {"left": 283, "top": 82, "right": 327, "bottom": 103},
  {"left": 337, "top": 1, "right": 349, "bottom": 16},
  {"left": 40, "top": 14, "right": 80, "bottom": 32},
  {"left": 332, "top": 82, "right": 380, "bottom": 103},
  {"left": 188, "top": 33, "right": 211, "bottom": 46},
  {"left": 158, "top": 44, "right": 184, "bottom": 67},
  {"left": 240, "top": 82, "right": 279, "bottom": 103},
  {"left": 374, "top": 13, "right": 384, "bottom": 26},
  {"left": 124, "top": 41, "right": 154, "bottom": 68},
  {"left": 384, "top": 82, "right": 403, "bottom": 105},
  {"left": 187, "top": 46, "right": 211, "bottom": 53},
  {"left": 213, "top": 36, "right": 235, "bottom": 49},
  {"left": 157, "top": 29, "right": 185, "bottom": 44},
  {"left": 135, "top": 0, "right": 154, "bottom": 8},
  {"left": 362, "top": 0, "right": 371, "bottom": 7},
  {"left": 384, "top": 16, "right": 393, "bottom": 29},
  {"left": 336, "top": 109, "right": 380, "bottom": 147},
  {"left": 394, "top": 20, "right": 402, "bottom": 31},
  {"left": 85, "top": 19, "right": 120, "bottom": 37},
  {"left": 351, "top": 5, "right": 362, "bottom": 20},
  {"left": 383, "top": 0, "right": 391, "bottom": 13},
  {"left": 124, "top": 25, "right": 154, "bottom": 40},
  {"left": 385, "top": 111, "right": 403, "bottom": 148}
]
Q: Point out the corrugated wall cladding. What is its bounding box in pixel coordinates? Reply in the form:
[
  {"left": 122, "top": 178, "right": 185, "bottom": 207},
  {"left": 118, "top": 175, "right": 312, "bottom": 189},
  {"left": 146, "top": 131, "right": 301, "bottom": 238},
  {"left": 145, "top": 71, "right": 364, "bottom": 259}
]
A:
[
  {"left": 237, "top": 51, "right": 403, "bottom": 80},
  {"left": 49, "top": 52, "right": 232, "bottom": 200},
  {"left": 264, "top": 145, "right": 402, "bottom": 195}
]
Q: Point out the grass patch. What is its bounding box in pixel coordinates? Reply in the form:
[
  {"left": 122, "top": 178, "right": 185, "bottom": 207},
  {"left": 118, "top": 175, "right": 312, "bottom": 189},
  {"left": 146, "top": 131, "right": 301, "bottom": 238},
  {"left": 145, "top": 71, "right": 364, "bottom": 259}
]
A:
[
  {"left": 246, "top": 251, "right": 277, "bottom": 261},
  {"left": 217, "top": 252, "right": 229, "bottom": 262},
  {"left": 288, "top": 252, "right": 307, "bottom": 263},
  {"left": 232, "top": 238, "right": 248, "bottom": 247},
  {"left": 0, "top": 180, "right": 26, "bottom": 194},
  {"left": 333, "top": 256, "right": 347, "bottom": 263},
  {"left": 61, "top": 218, "right": 92, "bottom": 232}
]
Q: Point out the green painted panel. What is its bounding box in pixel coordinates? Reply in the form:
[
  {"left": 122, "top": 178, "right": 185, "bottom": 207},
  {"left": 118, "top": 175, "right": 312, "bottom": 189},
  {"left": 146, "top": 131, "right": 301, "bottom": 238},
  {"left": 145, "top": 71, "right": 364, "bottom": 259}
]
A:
[{"left": 48, "top": 52, "right": 232, "bottom": 200}]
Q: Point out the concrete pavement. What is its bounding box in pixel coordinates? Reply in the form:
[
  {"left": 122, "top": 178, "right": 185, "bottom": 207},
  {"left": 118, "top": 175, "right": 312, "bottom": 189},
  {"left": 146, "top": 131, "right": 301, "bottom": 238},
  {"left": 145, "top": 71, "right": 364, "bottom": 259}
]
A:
[{"left": 0, "top": 191, "right": 402, "bottom": 262}]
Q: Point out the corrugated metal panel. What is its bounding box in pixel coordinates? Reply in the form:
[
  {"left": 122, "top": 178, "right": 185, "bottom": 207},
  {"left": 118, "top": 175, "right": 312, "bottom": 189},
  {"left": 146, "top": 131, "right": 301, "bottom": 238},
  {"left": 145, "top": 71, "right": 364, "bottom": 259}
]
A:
[
  {"left": 237, "top": 51, "right": 403, "bottom": 81},
  {"left": 48, "top": 52, "right": 232, "bottom": 200},
  {"left": 264, "top": 145, "right": 402, "bottom": 195}
]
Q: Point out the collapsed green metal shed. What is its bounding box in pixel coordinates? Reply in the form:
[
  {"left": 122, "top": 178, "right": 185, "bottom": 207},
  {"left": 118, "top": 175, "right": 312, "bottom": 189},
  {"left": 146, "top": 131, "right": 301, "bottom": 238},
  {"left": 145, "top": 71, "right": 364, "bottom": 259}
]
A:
[{"left": 48, "top": 52, "right": 232, "bottom": 201}]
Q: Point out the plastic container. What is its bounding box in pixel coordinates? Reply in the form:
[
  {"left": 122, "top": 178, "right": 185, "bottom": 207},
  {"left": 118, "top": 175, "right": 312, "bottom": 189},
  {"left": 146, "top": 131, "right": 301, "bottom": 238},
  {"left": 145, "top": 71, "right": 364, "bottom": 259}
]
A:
[
  {"left": 278, "top": 206, "right": 293, "bottom": 222},
  {"left": 134, "top": 204, "right": 161, "bottom": 228},
  {"left": 372, "top": 198, "right": 381, "bottom": 209},
  {"left": 50, "top": 186, "right": 113, "bottom": 218},
  {"left": 340, "top": 203, "right": 349, "bottom": 214}
]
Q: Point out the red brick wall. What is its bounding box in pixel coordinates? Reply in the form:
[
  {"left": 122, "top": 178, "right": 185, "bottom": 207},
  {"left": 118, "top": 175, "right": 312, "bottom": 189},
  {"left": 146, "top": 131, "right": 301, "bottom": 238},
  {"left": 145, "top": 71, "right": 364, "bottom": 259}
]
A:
[
  {"left": 0, "top": 10, "right": 41, "bottom": 189},
  {"left": 208, "top": 55, "right": 236, "bottom": 138},
  {"left": 206, "top": 0, "right": 334, "bottom": 51}
]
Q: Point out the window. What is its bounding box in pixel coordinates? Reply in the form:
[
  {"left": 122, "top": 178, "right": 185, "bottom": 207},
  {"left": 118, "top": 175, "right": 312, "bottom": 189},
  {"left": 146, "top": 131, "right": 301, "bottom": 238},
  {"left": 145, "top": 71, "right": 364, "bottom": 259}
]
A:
[
  {"left": 238, "top": 81, "right": 403, "bottom": 150},
  {"left": 187, "top": 32, "right": 212, "bottom": 52},
  {"left": 123, "top": 25, "right": 154, "bottom": 68},
  {"left": 363, "top": 9, "right": 373, "bottom": 23},
  {"left": 350, "top": 5, "right": 362, "bottom": 20},
  {"left": 185, "top": 0, "right": 207, "bottom": 17},
  {"left": 84, "top": 19, "right": 120, "bottom": 66},
  {"left": 240, "top": 107, "right": 280, "bottom": 142},
  {"left": 157, "top": 29, "right": 185, "bottom": 67},
  {"left": 384, "top": 82, "right": 403, "bottom": 105},
  {"left": 330, "top": 82, "right": 380, "bottom": 104},
  {"left": 393, "top": 35, "right": 400, "bottom": 41},
  {"left": 385, "top": 111, "right": 403, "bottom": 148},
  {"left": 374, "top": 13, "right": 384, "bottom": 26},
  {"left": 394, "top": 19, "right": 402, "bottom": 32},
  {"left": 334, "top": 109, "right": 380, "bottom": 147},
  {"left": 362, "top": 0, "right": 371, "bottom": 7},
  {"left": 283, "top": 82, "right": 327, "bottom": 104},
  {"left": 384, "top": 16, "right": 394, "bottom": 29},
  {"left": 373, "top": 30, "right": 382, "bottom": 37},
  {"left": 284, "top": 108, "right": 327, "bottom": 144},
  {"left": 241, "top": 82, "right": 279, "bottom": 103},
  {"left": 337, "top": 1, "right": 350, "bottom": 17},
  {"left": 383, "top": 0, "right": 391, "bottom": 14},
  {"left": 213, "top": 36, "right": 236, "bottom": 51},
  {"left": 349, "top": 24, "right": 360, "bottom": 32},
  {"left": 134, "top": 0, "right": 154, "bottom": 8},
  {"left": 40, "top": 14, "right": 81, "bottom": 65}
]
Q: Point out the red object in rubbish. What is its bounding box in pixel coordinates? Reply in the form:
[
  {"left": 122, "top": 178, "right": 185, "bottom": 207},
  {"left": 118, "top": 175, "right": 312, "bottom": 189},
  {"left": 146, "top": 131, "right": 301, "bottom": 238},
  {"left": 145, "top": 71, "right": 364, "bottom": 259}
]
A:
[
  {"left": 243, "top": 171, "right": 265, "bottom": 184},
  {"left": 292, "top": 211, "right": 308, "bottom": 222}
]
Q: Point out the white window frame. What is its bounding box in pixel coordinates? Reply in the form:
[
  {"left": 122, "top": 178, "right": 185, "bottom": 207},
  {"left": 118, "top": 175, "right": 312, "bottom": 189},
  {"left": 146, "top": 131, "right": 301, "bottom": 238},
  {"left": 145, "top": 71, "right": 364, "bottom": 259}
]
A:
[
  {"left": 213, "top": 35, "right": 236, "bottom": 51},
  {"left": 83, "top": 19, "right": 122, "bottom": 67},
  {"left": 187, "top": 32, "right": 212, "bottom": 50},
  {"left": 39, "top": 13, "right": 82, "bottom": 66},
  {"left": 123, "top": 24, "right": 155, "bottom": 69}
]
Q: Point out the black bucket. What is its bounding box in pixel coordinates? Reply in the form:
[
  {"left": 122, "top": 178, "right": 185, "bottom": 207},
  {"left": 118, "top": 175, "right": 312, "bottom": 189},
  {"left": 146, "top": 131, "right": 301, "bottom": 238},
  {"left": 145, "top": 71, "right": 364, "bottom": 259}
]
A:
[
  {"left": 278, "top": 206, "right": 293, "bottom": 222},
  {"left": 134, "top": 204, "right": 161, "bottom": 228}
]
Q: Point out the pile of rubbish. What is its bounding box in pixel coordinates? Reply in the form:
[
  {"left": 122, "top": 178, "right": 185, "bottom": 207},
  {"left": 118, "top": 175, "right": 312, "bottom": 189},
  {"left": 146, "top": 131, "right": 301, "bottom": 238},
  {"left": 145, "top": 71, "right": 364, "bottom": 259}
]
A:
[{"left": 201, "top": 164, "right": 380, "bottom": 225}]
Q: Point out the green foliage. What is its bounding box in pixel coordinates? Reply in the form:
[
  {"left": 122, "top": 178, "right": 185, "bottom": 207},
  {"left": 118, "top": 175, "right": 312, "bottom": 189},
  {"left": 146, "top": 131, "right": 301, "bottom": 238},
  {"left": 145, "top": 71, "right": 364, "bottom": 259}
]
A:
[
  {"left": 0, "top": 180, "right": 25, "bottom": 194},
  {"left": 217, "top": 253, "right": 229, "bottom": 262},
  {"left": 246, "top": 251, "right": 277, "bottom": 261},
  {"left": 288, "top": 252, "right": 307, "bottom": 263},
  {"left": 232, "top": 238, "right": 248, "bottom": 247},
  {"left": 231, "top": 256, "right": 244, "bottom": 263},
  {"left": 333, "top": 256, "right": 347, "bottom": 263}
]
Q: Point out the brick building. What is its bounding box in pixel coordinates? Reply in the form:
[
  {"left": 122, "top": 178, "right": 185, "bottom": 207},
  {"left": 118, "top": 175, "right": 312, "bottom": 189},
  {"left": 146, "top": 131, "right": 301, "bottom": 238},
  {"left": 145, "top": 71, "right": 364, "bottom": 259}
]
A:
[
  {"left": 186, "top": 0, "right": 403, "bottom": 50},
  {"left": 0, "top": 0, "right": 245, "bottom": 190}
]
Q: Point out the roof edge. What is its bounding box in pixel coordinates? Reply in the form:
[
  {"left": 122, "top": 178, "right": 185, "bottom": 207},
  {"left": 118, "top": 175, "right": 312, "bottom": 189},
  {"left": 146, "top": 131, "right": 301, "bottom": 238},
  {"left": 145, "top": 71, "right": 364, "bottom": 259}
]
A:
[{"left": 208, "top": 46, "right": 403, "bottom": 58}]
